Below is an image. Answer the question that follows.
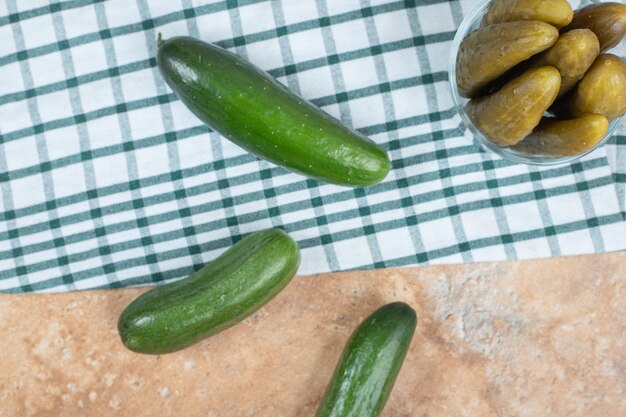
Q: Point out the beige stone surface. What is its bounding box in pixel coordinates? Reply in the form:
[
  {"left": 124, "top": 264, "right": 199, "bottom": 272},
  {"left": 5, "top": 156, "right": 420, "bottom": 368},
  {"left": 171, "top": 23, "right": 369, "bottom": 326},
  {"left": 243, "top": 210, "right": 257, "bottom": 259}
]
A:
[{"left": 0, "top": 252, "right": 625, "bottom": 417}]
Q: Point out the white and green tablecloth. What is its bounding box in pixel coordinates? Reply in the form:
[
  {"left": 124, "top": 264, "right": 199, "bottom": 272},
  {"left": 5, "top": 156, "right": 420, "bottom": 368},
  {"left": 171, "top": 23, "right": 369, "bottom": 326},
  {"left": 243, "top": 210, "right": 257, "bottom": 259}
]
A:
[{"left": 1, "top": 0, "right": 625, "bottom": 293}]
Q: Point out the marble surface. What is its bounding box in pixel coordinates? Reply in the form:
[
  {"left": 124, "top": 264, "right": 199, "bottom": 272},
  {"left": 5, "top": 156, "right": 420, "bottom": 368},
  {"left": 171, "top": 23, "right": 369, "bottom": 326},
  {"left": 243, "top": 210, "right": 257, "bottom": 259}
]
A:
[{"left": 1, "top": 252, "right": 625, "bottom": 417}]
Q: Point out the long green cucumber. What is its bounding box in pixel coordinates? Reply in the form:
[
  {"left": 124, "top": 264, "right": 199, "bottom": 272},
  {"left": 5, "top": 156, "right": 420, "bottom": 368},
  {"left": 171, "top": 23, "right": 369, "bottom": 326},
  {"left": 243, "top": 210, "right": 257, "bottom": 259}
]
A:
[
  {"left": 118, "top": 228, "right": 300, "bottom": 354},
  {"left": 315, "top": 302, "right": 417, "bottom": 417},
  {"left": 157, "top": 36, "right": 390, "bottom": 187}
]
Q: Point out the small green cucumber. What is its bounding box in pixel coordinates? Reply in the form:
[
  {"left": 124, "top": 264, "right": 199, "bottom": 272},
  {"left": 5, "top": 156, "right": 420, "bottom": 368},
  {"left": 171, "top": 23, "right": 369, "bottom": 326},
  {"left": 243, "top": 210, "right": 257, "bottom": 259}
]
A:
[
  {"left": 118, "top": 228, "right": 300, "bottom": 354},
  {"left": 157, "top": 36, "right": 390, "bottom": 187},
  {"left": 315, "top": 302, "right": 417, "bottom": 417}
]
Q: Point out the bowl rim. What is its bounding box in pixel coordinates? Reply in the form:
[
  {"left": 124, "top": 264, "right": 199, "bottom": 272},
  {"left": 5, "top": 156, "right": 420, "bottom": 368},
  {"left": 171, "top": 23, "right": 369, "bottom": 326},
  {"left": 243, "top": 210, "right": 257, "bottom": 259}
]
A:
[{"left": 447, "top": 0, "right": 626, "bottom": 166}]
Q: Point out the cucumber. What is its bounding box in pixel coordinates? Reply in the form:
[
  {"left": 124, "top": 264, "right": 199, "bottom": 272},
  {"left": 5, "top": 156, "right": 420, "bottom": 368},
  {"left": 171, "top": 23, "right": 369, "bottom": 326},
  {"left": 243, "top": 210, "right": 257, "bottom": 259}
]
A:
[
  {"left": 157, "top": 36, "right": 390, "bottom": 187},
  {"left": 315, "top": 302, "right": 417, "bottom": 417},
  {"left": 118, "top": 228, "right": 300, "bottom": 354}
]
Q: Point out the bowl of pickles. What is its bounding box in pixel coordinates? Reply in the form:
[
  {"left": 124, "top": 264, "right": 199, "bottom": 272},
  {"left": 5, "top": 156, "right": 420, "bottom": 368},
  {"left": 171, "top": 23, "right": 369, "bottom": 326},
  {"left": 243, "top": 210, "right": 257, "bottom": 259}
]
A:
[{"left": 449, "top": 0, "right": 626, "bottom": 165}]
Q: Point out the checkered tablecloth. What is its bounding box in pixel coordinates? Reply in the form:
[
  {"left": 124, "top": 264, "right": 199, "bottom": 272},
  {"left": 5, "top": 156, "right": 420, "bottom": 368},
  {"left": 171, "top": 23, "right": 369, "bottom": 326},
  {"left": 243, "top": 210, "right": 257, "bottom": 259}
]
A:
[{"left": 1, "top": 0, "right": 625, "bottom": 293}]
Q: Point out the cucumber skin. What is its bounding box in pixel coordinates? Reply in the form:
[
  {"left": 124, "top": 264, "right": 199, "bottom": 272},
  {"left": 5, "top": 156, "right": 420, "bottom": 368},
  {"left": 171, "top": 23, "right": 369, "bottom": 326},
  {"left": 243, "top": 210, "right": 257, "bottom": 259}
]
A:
[
  {"left": 157, "top": 36, "right": 390, "bottom": 187},
  {"left": 118, "top": 228, "right": 300, "bottom": 354},
  {"left": 315, "top": 302, "right": 417, "bottom": 417}
]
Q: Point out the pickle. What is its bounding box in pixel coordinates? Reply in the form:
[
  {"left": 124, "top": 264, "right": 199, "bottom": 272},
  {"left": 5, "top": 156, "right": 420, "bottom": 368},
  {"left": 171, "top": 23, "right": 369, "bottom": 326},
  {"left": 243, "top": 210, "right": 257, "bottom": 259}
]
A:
[
  {"left": 456, "top": 21, "right": 559, "bottom": 98},
  {"left": 513, "top": 114, "right": 609, "bottom": 156},
  {"left": 467, "top": 66, "right": 561, "bottom": 146},
  {"left": 562, "top": 3, "right": 626, "bottom": 52},
  {"left": 529, "top": 29, "right": 599, "bottom": 97},
  {"left": 563, "top": 54, "right": 626, "bottom": 121},
  {"left": 483, "top": 0, "right": 573, "bottom": 28}
]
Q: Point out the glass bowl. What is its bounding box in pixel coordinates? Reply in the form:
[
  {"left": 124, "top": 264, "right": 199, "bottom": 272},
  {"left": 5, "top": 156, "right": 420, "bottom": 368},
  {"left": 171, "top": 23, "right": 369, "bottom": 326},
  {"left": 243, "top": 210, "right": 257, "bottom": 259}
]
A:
[{"left": 448, "top": 0, "right": 626, "bottom": 166}]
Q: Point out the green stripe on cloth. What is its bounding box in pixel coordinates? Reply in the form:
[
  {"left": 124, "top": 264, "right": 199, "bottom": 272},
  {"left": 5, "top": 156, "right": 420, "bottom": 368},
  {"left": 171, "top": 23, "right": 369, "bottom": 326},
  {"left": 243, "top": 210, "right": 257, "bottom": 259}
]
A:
[
  {"left": 0, "top": 153, "right": 608, "bottom": 249},
  {"left": 0, "top": 0, "right": 450, "bottom": 67},
  {"left": 1, "top": 0, "right": 625, "bottom": 293},
  {"left": 607, "top": 131, "right": 626, "bottom": 218}
]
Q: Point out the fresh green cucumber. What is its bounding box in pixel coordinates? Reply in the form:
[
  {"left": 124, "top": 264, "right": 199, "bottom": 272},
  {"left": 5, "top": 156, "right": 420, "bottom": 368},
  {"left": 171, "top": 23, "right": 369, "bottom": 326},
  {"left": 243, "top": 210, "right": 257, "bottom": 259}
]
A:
[
  {"left": 157, "top": 36, "right": 390, "bottom": 187},
  {"left": 118, "top": 228, "right": 300, "bottom": 354},
  {"left": 315, "top": 302, "right": 417, "bottom": 417}
]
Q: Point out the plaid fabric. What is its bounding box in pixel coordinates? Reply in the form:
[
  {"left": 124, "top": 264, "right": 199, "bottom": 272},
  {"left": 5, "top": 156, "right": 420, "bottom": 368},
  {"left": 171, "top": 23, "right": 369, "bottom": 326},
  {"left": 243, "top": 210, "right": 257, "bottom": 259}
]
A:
[
  {"left": 607, "top": 134, "right": 626, "bottom": 215},
  {"left": 1, "top": 0, "right": 625, "bottom": 293}
]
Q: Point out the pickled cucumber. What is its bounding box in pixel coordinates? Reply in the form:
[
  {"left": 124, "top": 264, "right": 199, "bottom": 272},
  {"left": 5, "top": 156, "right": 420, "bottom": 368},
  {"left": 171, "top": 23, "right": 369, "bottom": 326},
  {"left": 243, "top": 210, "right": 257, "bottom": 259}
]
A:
[
  {"left": 483, "top": 0, "right": 573, "bottom": 28},
  {"left": 562, "top": 54, "right": 626, "bottom": 121},
  {"left": 562, "top": 3, "right": 626, "bottom": 52},
  {"left": 467, "top": 66, "right": 561, "bottom": 146},
  {"left": 529, "top": 29, "right": 599, "bottom": 97},
  {"left": 513, "top": 114, "right": 609, "bottom": 156},
  {"left": 456, "top": 21, "right": 559, "bottom": 98}
]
